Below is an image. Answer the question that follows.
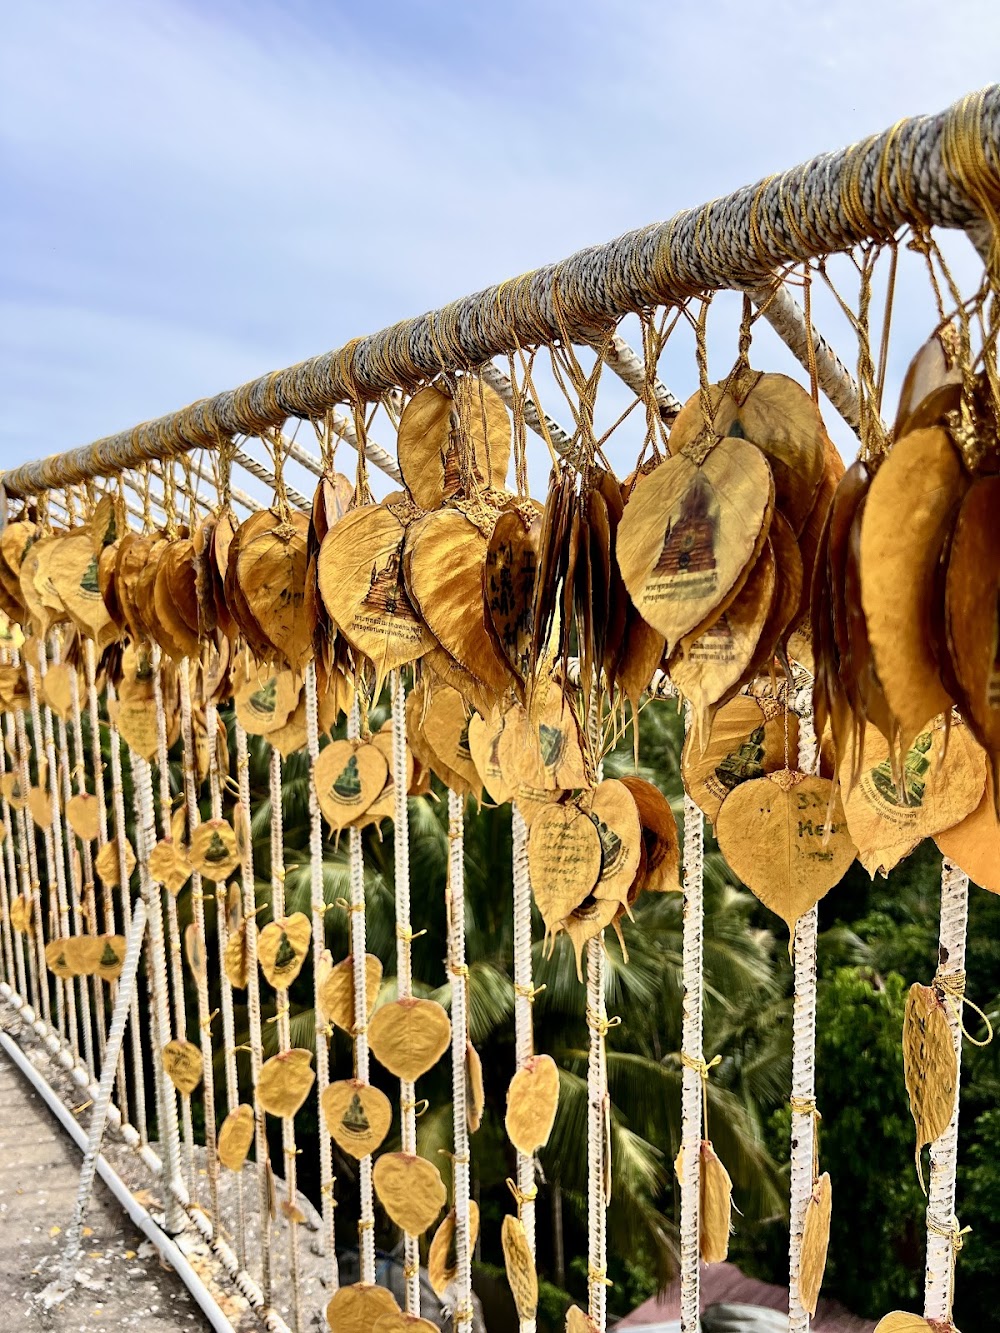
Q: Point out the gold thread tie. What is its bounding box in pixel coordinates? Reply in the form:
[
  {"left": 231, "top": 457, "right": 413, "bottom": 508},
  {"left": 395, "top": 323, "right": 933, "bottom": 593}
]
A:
[
  {"left": 790, "top": 1096, "right": 818, "bottom": 1115},
  {"left": 506, "top": 1177, "right": 538, "bottom": 1216},
  {"left": 358, "top": 1218, "right": 374, "bottom": 1231},
  {"left": 586, "top": 1007, "right": 621, "bottom": 1036},
  {"left": 311, "top": 900, "right": 330, "bottom": 915},
  {"left": 403, "top": 1262, "right": 419, "bottom": 1280},
  {"left": 335, "top": 896, "right": 364, "bottom": 915},
  {"left": 681, "top": 1052, "right": 721, "bottom": 1079},
  {"left": 514, "top": 982, "right": 546, "bottom": 1002},
  {"left": 450, "top": 963, "right": 469, "bottom": 978},
  {"left": 267, "top": 1004, "right": 290, "bottom": 1023},
  {"left": 200, "top": 1008, "right": 219, "bottom": 1032},
  {"left": 588, "top": 1266, "right": 613, "bottom": 1288},
  {"left": 935, "top": 967, "right": 994, "bottom": 1048},
  {"left": 401, "top": 1097, "right": 430, "bottom": 1117},
  {"left": 395, "top": 923, "right": 426, "bottom": 942}
]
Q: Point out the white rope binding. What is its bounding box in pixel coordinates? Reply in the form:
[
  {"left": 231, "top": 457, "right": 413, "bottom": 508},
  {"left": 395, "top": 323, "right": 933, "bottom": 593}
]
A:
[{"left": 680, "top": 700, "right": 705, "bottom": 1333}]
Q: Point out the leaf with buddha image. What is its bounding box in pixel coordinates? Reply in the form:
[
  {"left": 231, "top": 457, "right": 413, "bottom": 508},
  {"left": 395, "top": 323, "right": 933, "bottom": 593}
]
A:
[
  {"left": 314, "top": 739, "right": 388, "bottom": 835},
  {"left": 467, "top": 707, "right": 512, "bottom": 805},
  {"left": 95, "top": 934, "right": 127, "bottom": 982},
  {"left": 580, "top": 779, "right": 642, "bottom": 906},
  {"left": 681, "top": 696, "right": 797, "bottom": 826},
  {"left": 397, "top": 376, "right": 511, "bottom": 510},
  {"left": 321, "top": 1080, "right": 392, "bottom": 1159},
  {"left": 189, "top": 819, "right": 239, "bottom": 882},
  {"left": 258, "top": 912, "right": 311, "bottom": 990},
  {"left": 617, "top": 435, "right": 774, "bottom": 652},
  {"left": 497, "top": 680, "right": 587, "bottom": 793},
  {"left": 318, "top": 503, "right": 434, "bottom": 691}
]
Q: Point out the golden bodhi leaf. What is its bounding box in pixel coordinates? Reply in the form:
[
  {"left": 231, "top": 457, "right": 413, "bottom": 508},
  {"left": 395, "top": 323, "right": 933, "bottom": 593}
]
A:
[
  {"left": 369, "top": 998, "right": 451, "bottom": 1081},
  {"left": 799, "top": 1172, "right": 832, "bottom": 1316},
  {"left": 420, "top": 682, "right": 482, "bottom": 799},
  {"left": 466, "top": 1041, "right": 485, "bottom": 1134},
  {"left": 257, "top": 1049, "right": 315, "bottom": 1118},
  {"left": 258, "top": 912, "right": 311, "bottom": 990},
  {"left": 149, "top": 839, "right": 193, "bottom": 895},
  {"left": 860, "top": 427, "right": 965, "bottom": 754},
  {"left": 945, "top": 475, "right": 1000, "bottom": 766},
  {"left": 485, "top": 504, "right": 541, "bottom": 684},
  {"left": 397, "top": 377, "right": 511, "bottom": 511},
  {"left": 218, "top": 1104, "right": 255, "bottom": 1171},
  {"left": 936, "top": 775, "right": 1000, "bottom": 893},
  {"left": 11, "top": 895, "right": 33, "bottom": 934},
  {"left": 319, "top": 953, "right": 383, "bottom": 1032},
  {"left": 189, "top": 819, "right": 239, "bottom": 882},
  {"left": 582, "top": 779, "right": 642, "bottom": 905},
  {"left": 47, "top": 531, "right": 115, "bottom": 648},
  {"left": 322, "top": 1081, "right": 392, "bottom": 1159},
  {"left": 505, "top": 1054, "right": 559, "bottom": 1156},
  {"left": 236, "top": 510, "right": 313, "bottom": 673},
  {"left": 903, "top": 983, "right": 956, "bottom": 1178},
  {"left": 184, "top": 923, "right": 206, "bottom": 982},
  {"left": 668, "top": 374, "right": 827, "bottom": 534},
  {"left": 373, "top": 1152, "right": 447, "bottom": 1236},
  {"left": 95, "top": 935, "right": 126, "bottom": 982},
  {"left": 233, "top": 669, "right": 300, "bottom": 737},
  {"left": 617, "top": 436, "right": 774, "bottom": 652},
  {"left": 163, "top": 1040, "right": 203, "bottom": 1095},
  {"left": 373, "top": 1315, "right": 440, "bottom": 1333},
  {"left": 429, "top": 1202, "right": 481, "bottom": 1296},
  {"left": 467, "top": 707, "right": 511, "bottom": 806},
  {"left": 715, "top": 771, "right": 856, "bottom": 934},
  {"left": 619, "top": 776, "right": 680, "bottom": 894},
  {"left": 669, "top": 539, "right": 776, "bottom": 739},
  {"left": 562, "top": 896, "right": 620, "bottom": 981},
  {"left": 842, "top": 723, "right": 985, "bottom": 878},
  {"left": 872, "top": 1316, "right": 936, "bottom": 1333},
  {"left": 527, "top": 803, "right": 603, "bottom": 934},
  {"left": 66, "top": 793, "right": 100, "bottom": 842},
  {"left": 42, "top": 662, "right": 75, "bottom": 719},
  {"left": 28, "top": 786, "right": 53, "bottom": 830},
  {"left": 45, "top": 939, "right": 75, "bottom": 979},
  {"left": 497, "top": 678, "right": 588, "bottom": 792},
  {"left": 318, "top": 503, "right": 434, "bottom": 686},
  {"left": 405, "top": 510, "right": 513, "bottom": 698},
  {"left": 565, "top": 1307, "right": 597, "bottom": 1333},
  {"left": 225, "top": 921, "right": 250, "bottom": 990},
  {"left": 94, "top": 837, "right": 135, "bottom": 890},
  {"left": 699, "top": 1140, "right": 732, "bottom": 1264},
  {"left": 325, "top": 1282, "right": 400, "bottom": 1333},
  {"left": 315, "top": 739, "right": 389, "bottom": 836},
  {"left": 2, "top": 772, "right": 26, "bottom": 811},
  {"left": 682, "top": 696, "right": 797, "bottom": 826},
  {"left": 501, "top": 1214, "right": 538, "bottom": 1320}
]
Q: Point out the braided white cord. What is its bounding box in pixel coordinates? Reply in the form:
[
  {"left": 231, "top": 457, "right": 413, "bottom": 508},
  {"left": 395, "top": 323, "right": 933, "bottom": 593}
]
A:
[
  {"left": 45, "top": 638, "right": 96, "bottom": 1074},
  {"left": 61, "top": 639, "right": 107, "bottom": 1065},
  {"left": 347, "top": 696, "right": 376, "bottom": 1284},
  {"left": 924, "top": 857, "right": 970, "bottom": 1323},
  {"left": 105, "top": 681, "right": 147, "bottom": 1142},
  {"left": 235, "top": 719, "right": 273, "bottom": 1302},
  {"left": 305, "top": 662, "right": 338, "bottom": 1289},
  {"left": 0, "top": 699, "right": 24, "bottom": 996},
  {"left": 178, "top": 664, "right": 221, "bottom": 1225},
  {"left": 106, "top": 687, "right": 146, "bottom": 1146},
  {"left": 680, "top": 703, "right": 705, "bottom": 1333},
  {"left": 268, "top": 743, "right": 303, "bottom": 1329},
  {"left": 26, "top": 653, "right": 71, "bottom": 1047},
  {"left": 789, "top": 709, "right": 819, "bottom": 1333},
  {"left": 152, "top": 656, "right": 196, "bottom": 1188},
  {"left": 448, "top": 785, "right": 473, "bottom": 1332},
  {"left": 0, "top": 778, "right": 16, "bottom": 990},
  {"left": 18, "top": 656, "right": 52, "bottom": 1026},
  {"left": 511, "top": 802, "right": 537, "bottom": 1332},
  {"left": 207, "top": 697, "right": 246, "bottom": 1265},
  {"left": 130, "top": 744, "right": 187, "bottom": 1233},
  {"left": 587, "top": 704, "right": 609, "bottom": 1332},
  {"left": 389, "top": 672, "right": 420, "bottom": 1311}
]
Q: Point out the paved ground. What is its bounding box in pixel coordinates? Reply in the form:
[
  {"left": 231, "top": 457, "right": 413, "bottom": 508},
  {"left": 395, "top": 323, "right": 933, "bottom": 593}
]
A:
[{"left": 0, "top": 1043, "right": 212, "bottom": 1332}]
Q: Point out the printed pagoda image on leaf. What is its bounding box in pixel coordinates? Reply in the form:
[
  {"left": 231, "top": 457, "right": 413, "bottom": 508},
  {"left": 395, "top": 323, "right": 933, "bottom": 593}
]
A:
[{"left": 653, "top": 470, "right": 719, "bottom": 585}]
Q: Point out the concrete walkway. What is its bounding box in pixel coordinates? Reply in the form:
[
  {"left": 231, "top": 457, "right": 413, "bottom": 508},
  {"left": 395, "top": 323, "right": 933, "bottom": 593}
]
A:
[{"left": 0, "top": 1043, "right": 212, "bottom": 1332}]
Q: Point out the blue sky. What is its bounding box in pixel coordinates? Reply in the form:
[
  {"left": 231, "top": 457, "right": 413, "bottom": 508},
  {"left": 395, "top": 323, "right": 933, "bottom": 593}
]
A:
[{"left": 2, "top": 0, "right": 998, "bottom": 498}]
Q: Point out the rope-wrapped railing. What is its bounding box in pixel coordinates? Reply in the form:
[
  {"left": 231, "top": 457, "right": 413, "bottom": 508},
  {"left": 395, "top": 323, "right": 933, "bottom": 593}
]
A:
[{"left": 2, "top": 87, "right": 997, "bottom": 498}]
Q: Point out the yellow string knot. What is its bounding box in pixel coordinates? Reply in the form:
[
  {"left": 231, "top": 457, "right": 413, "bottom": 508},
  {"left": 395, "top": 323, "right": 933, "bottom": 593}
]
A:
[
  {"left": 200, "top": 1008, "right": 219, "bottom": 1032},
  {"left": 312, "top": 900, "right": 330, "bottom": 915},
  {"left": 403, "top": 1262, "right": 419, "bottom": 1280},
  {"left": 789, "top": 1096, "right": 818, "bottom": 1115},
  {"left": 450, "top": 963, "right": 469, "bottom": 978},
  {"left": 934, "top": 967, "right": 994, "bottom": 1048},
  {"left": 681, "top": 1051, "right": 721, "bottom": 1081},
  {"left": 400, "top": 1097, "right": 430, "bottom": 1118},
  {"left": 335, "top": 896, "right": 364, "bottom": 915},
  {"left": 358, "top": 1218, "right": 374, "bottom": 1232},
  {"left": 285, "top": 1146, "right": 302, "bottom": 1158},
  {"left": 588, "top": 1266, "right": 613, "bottom": 1288},
  {"left": 316, "top": 1022, "right": 334, "bottom": 1039},
  {"left": 927, "top": 1211, "right": 970, "bottom": 1252},
  {"left": 586, "top": 1008, "right": 621, "bottom": 1037},
  {"left": 267, "top": 1004, "right": 289, "bottom": 1023},
  {"left": 395, "top": 924, "right": 426, "bottom": 943},
  {"left": 505, "top": 1177, "right": 538, "bottom": 1217},
  {"left": 514, "top": 982, "right": 546, "bottom": 1003}
]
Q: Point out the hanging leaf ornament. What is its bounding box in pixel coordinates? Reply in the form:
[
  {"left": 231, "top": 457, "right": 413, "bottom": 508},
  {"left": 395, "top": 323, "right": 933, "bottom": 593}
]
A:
[
  {"left": 429, "top": 1201, "right": 481, "bottom": 1297},
  {"left": 189, "top": 819, "right": 239, "bottom": 881},
  {"left": 218, "top": 1105, "right": 255, "bottom": 1171},
  {"left": 368, "top": 998, "right": 451, "bottom": 1081},
  {"left": 233, "top": 668, "right": 300, "bottom": 736},
  {"left": 95, "top": 934, "right": 127, "bottom": 982},
  {"left": 373, "top": 1315, "right": 441, "bottom": 1333},
  {"left": 373, "top": 1152, "right": 447, "bottom": 1236},
  {"left": 872, "top": 1317, "right": 942, "bottom": 1333},
  {"left": 903, "top": 983, "right": 957, "bottom": 1183},
  {"left": 565, "top": 1308, "right": 598, "bottom": 1333},
  {"left": 325, "top": 1283, "right": 401, "bottom": 1333},
  {"left": 841, "top": 722, "right": 985, "bottom": 877},
  {"left": 321, "top": 1080, "right": 393, "bottom": 1159},
  {"left": 319, "top": 953, "right": 383, "bottom": 1031},
  {"left": 258, "top": 912, "right": 311, "bottom": 989},
  {"left": 230, "top": 508, "right": 313, "bottom": 672},
  {"left": 466, "top": 1041, "right": 485, "bottom": 1134},
  {"left": 256, "top": 1049, "right": 316, "bottom": 1118},
  {"left": 149, "top": 838, "right": 193, "bottom": 895},
  {"left": 526, "top": 802, "right": 603, "bottom": 936},
  {"left": 715, "top": 771, "right": 856, "bottom": 934},
  {"left": 936, "top": 774, "right": 1000, "bottom": 893},
  {"left": 314, "top": 739, "right": 388, "bottom": 836},
  {"left": 484, "top": 503, "right": 542, "bottom": 686},
  {"left": 66, "top": 793, "right": 100, "bottom": 842},
  {"left": 505, "top": 1054, "right": 560, "bottom": 1156},
  {"left": 396, "top": 376, "right": 511, "bottom": 510},
  {"left": 163, "top": 1040, "right": 203, "bottom": 1095},
  {"left": 501, "top": 1214, "right": 538, "bottom": 1321},
  {"left": 617, "top": 427, "right": 774, "bottom": 653},
  {"left": 618, "top": 776, "right": 680, "bottom": 894},
  {"left": 799, "top": 1172, "right": 833, "bottom": 1316},
  {"left": 681, "top": 696, "right": 796, "bottom": 826},
  {"left": 860, "top": 427, "right": 965, "bottom": 755}
]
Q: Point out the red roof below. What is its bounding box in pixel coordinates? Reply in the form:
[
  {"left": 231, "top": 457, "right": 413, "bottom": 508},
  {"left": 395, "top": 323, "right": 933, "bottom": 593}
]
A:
[{"left": 618, "top": 1263, "right": 876, "bottom": 1331}]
